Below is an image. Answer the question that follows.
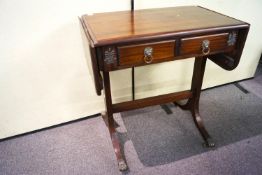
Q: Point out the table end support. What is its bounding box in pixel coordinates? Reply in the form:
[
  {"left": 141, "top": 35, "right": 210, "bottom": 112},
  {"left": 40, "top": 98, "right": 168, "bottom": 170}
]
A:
[
  {"left": 175, "top": 57, "right": 215, "bottom": 148},
  {"left": 101, "top": 112, "right": 128, "bottom": 171},
  {"left": 102, "top": 72, "right": 128, "bottom": 171}
]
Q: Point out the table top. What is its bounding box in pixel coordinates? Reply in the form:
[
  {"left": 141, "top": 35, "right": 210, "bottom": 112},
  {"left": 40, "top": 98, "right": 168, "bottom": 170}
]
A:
[{"left": 82, "top": 6, "right": 248, "bottom": 46}]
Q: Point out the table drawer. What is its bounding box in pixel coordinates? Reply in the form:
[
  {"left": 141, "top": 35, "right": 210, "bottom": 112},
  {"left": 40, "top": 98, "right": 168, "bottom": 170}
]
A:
[
  {"left": 118, "top": 41, "right": 175, "bottom": 67},
  {"left": 180, "top": 33, "right": 232, "bottom": 56}
]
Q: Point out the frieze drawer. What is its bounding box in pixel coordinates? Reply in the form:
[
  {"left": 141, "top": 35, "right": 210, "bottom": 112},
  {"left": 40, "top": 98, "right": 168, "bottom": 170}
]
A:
[
  {"left": 118, "top": 40, "right": 176, "bottom": 67},
  {"left": 180, "top": 33, "right": 236, "bottom": 57}
]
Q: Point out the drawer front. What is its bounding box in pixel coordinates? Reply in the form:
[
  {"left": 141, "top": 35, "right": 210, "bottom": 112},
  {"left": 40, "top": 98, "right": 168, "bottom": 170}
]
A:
[
  {"left": 118, "top": 41, "right": 175, "bottom": 67},
  {"left": 180, "top": 33, "right": 231, "bottom": 56}
]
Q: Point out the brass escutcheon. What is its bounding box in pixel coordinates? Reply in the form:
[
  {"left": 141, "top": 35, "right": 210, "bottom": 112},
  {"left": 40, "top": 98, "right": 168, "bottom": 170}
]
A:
[
  {"left": 144, "top": 47, "right": 153, "bottom": 63},
  {"left": 202, "top": 40, "right": 210, "bottom": 55}
]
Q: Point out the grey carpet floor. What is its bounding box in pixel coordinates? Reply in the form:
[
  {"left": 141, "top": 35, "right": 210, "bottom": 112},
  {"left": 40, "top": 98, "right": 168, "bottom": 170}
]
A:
[
  {"left": 1, "top": 84, "right": 262, "bottom": 175},
  {"left": 239, "top": 62, "right": 262, "bottom": 99}
]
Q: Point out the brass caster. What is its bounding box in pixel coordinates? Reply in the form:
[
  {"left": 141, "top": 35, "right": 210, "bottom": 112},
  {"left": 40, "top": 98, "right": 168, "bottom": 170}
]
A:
[
  {"left": 118, "top": 160, "right": 128, "bottom": 171},
  {"left": 203, "top": 138, "right": 215, "bottom": 148}
]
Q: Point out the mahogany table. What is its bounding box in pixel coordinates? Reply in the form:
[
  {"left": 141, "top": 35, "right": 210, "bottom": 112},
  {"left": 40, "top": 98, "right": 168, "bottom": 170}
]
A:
[{"left": 80, "top": 6, "right": 249, "bottom": 171}]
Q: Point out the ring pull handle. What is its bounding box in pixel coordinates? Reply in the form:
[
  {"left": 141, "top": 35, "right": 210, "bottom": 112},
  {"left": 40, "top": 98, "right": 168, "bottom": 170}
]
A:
[
  {"left": 144, "top": 47, "right": 153, "bottom": 64},
  {"left": 202, "top": 40, "right": 210, "bottom": 55}
]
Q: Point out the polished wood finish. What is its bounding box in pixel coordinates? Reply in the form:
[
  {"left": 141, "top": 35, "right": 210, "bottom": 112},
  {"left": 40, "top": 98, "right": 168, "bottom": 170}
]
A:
[
  {"left": 102, "top": 71, "right": 127, "bottom": 171},
  {"left": 80, "top": 6, "right": 250, "bottom": 171},
  {"left": 79, "top": 18, "right": 103, "bottom": 95},
  {"left": 81, "top": 6, "right": 249, "bottom": 72},
  {"left": 180, "top": 33, "right": 233, "bottom": 57},
  {"left": 118, "top": 40, "right": 175, "bottom": 66},
  {"left": 82, "top": 6, "right": 247, "bottom": 46},
  {"left": 209, "top": 28, "right": 249, "bottom": 70},
  {"left": 113, "top": 90, "right": 192, "bottom": 113},
  {"left": 175, "top": 57, "right": 214, "bottom": 147}
]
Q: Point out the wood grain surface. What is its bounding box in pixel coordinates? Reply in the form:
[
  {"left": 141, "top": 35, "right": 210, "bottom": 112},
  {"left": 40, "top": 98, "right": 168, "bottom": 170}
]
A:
[
  {"left": 118, "top": 40, "right": 175, "bottom": 67},
  {"left": 180, "top": 33, "right": 233, "bottom": 57},
  {"left": 82, "top": 6, "right": 248, "bottom": 46}
]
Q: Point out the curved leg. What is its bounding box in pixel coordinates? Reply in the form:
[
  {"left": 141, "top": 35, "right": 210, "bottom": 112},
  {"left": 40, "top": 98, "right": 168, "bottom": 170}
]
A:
[
  {"left": 179, "top": 57, "right": 215, "bottom": 147},
  {"left": 102, "top": 113, "right": 128, "bottom": 171},
  {"left": 102, "top": 72, "right": 128, "bottom": 171},
  {"left": 191, "top": 102, "right": 215, "bottom": 147}
]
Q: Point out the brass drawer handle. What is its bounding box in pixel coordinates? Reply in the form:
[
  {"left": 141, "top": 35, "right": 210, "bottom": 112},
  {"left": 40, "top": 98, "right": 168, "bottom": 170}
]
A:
[
  {"left": 144, "top": 47, "right": 153, "bottom": 64},
  {"left": 202, "top": 40, "right": 210, "bottom": 55}
]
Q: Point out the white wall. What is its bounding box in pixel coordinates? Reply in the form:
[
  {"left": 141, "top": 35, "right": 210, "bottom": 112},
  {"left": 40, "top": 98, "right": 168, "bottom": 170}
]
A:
[{"left": 0, "top": 0, "right": 261, "bottom": 139}]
